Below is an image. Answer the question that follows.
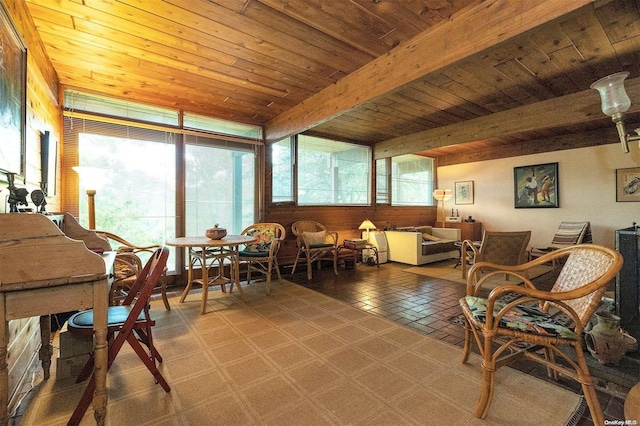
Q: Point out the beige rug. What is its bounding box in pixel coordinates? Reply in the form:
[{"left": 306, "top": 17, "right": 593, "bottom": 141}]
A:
[
  {"left": 405, "top": 259, "right": 554, "bottom": 288},
  {"left": 18, "top": 280, "right": 582, "bottom": 425}
]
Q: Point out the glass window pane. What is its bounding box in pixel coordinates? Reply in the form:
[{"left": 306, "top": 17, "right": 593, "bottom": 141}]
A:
[
  {"left": 183, "top": 112, "right": 262, "bottom": 139},
  {"left": 78, "top": 131, "right": 177, "bottom": 270},
  {"left": 271, "top": 137, "right": 293, "bottom": 203},
  {"left": 376, "top": 158, "right": 390, "bottom": 204},
  {"left": 391, "top": 154, "right": 435, "bottom": 206},
  {"left": 298, "top": 135, "right": 370, "bottom": 206},
  {"left": 185, "top": 139, "right": 255, "bottom": 235}
]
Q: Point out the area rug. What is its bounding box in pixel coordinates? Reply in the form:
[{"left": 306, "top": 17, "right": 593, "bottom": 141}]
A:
[
  {"left": 19, "top": 280, "right": 583, "bottom": 425},
  {"left": 404, "top": 258, "right": 554, "bottom": 288}
]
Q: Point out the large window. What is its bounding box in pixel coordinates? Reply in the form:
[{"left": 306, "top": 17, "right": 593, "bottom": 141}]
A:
[
  {"left": 271, "top": 137, "right": 294, "bottom": 203},
  {"left": 391, "top": 154, "right": 435, "bottom": 206},
  {"left": 298, "top": 135, "right": 370, "bottom": 205},
  {"left": 185, "top": 136, "right": 255, "bottom": 236},
  {"left": 74, "top": 122, "right": 177, "bottom": 268}
]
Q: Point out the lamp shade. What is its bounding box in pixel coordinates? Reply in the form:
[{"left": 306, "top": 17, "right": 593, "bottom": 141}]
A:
[
  {"left": 358, "top": 219, "right": 376, "bottom": 230},
  {"left": 591, "top": 72, "right": 631, "bottom": 117},
  {"left": 432, "top": 188, "right": 452, "bottom": 201}
]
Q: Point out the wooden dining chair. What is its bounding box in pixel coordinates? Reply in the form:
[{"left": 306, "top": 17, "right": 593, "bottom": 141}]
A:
[
  {"left": 66, "top": 247, "right": 171, "bottom": 425},
  {"left": 459, "top": 244, "right": 623, "bottom": 424}
]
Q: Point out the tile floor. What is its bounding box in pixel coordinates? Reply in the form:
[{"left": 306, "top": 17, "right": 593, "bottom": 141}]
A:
[{"left": 284, "top": 258, "right": 634, "bottom": 426}]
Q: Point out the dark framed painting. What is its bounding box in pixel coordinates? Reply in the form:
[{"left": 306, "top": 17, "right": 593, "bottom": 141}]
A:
[
  {"left": 0, "top": 2, "right": 26, "bottom": 178},
  {"left": 514, "top": 162, "right": 559, "bottom": 208},
  {"left": 616, "top": 167, "right": 640, "bottom": 202},
  {"left": 455, "top": 180, "right": 474, "bottom": 205}
]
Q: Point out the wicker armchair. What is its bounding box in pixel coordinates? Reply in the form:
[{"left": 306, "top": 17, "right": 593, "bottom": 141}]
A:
[
  {"left": 459, "top": 244, "right": 623, "bottom": 424},
  {"left": 238, "top": 223, "right": 286, "bottom": 295},
  {"left": 95, "top": 231, "right": 168, "bottom": 309},
  {"left": 291, "top": 220, "right": 339, "bottom": 280},
  {"left": 461, "top": 230, "right": 531, "bottom": 279}
]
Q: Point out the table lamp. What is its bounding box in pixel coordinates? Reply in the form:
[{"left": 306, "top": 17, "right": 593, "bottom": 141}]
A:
[{"left": 358, "top": 219, "right": 376, "bottom": 241}]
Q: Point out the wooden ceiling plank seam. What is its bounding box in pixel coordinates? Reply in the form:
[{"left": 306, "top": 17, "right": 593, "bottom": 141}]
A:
[
  {"left": 548, "top": 45, "right": 602, "bottom": 90},
  {"left": 256, "top": 0, "right": 394, "bottom": 56},
  {"left": 389, "top": 89, "right": 474, "bottom": 125},
  {"left": 40, "top": 21, "right": 312, "bottom": 100},
  {"left": 159, "top": 0, "right": 369, "bottom": 76},
  {"left": 409, "top": 80, "right": 493, "bottom": 118},
  {"left": 264, "top": 0, "right": 598, "bottom": 142},
  {"left": 28, "top": 0, "right": 341, "bottom": 86},
  {"left": 492, "top": 58, "right": 557, "bottom": 101},
  {"left": 611, "top": 36, "right": 640, "bottom": 77},
  {"left": 107, "top": 0, "right": 343, "bottom": 77},
  {"left": 593, "top": 0, "right": 640, "bottom": 44},
  {"left": 241, "top": 0, "right": 374, "bottom": 70},
  {"left": 558, "top": 6, "right": 622, "bottom": 80}
]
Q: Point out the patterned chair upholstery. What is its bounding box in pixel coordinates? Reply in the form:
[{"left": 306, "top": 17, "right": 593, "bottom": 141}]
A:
[
  {"left": 459, "top": 244, "right": 623, "bottom": 425},
  {"left": 461, "top": 230, "right": 531, "bottom": 280}
]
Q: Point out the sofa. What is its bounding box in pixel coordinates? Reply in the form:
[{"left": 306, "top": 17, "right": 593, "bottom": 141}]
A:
[{"left": 384, "top": 226, "right": 461, "bottom": 266}]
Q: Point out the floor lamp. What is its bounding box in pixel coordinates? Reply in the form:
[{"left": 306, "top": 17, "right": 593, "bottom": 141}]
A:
[
  {"left": 432, "top": 189, "right": 452, "bottom": 226},
  {"left": 73, "top": 166, "right": 106, "bottom": 230}
]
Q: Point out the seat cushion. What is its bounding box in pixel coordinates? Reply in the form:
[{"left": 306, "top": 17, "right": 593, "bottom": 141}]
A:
[
  {"left": 464, "top": 296, "right": 578, "bottom": 339},
  {"left": 68, "top": 306, "right": 146, "bottom": 329}
]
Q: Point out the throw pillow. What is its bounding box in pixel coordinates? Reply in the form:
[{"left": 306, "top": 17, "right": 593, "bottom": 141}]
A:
[
  {"left": 244, "top": 227, "right": 275, "bottom": 252},
  {"left": 304, "top": 230, "right": 327, "bottom": 245},
  {"left": 422, "top": 233, "right": 442, "bottom": 242}
]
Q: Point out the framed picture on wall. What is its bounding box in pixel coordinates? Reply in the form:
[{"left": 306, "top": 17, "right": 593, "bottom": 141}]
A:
[
  {"left": 513, "top": 162, "right": 559, "bottom": 208},
  {"left": 616, "top": 167, "right": 640, "bottom": 202},
  {"left": 0, "top": 2, "right": 26, "bottom": 179},
  {"left": 455, "top": 181, "right": 474, "bottom": 205}
]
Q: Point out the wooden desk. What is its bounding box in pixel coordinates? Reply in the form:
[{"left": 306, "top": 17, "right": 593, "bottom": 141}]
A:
[
  {"left": 0, "top": 214, "right": 111, "bottom": 425},
  {"left": 166, "top": 235, "right": 255, "bottom": 314}
]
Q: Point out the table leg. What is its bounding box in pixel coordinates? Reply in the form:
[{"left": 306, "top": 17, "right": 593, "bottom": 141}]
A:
[
  {"left": 230, "top": 247, "right": 247, "bottom": 302},
  {"left": 38, "top": 315, "right": 52, "bottom": 380},
  {"left": 200, "top": 247, "right": 209, "bottom": 315},
  {"left": 92, "top": 278, "right": 108, "bottom": 425}
]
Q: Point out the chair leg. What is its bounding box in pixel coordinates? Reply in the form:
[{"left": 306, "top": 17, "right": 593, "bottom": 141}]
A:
[
  {"left": 160, "top": 277, "right": 170, "bottom": 310},
  {"left": 306, "top": 254, "right": 313, "bottom": 280},
  {"left": 126, "top": 334, "right": 170, "bottom": 392},
  {"left": 474, "top": 337, "right": 497, "bottom": 419},
  {"left": 265, "top": 261, "right": 272, "bottom": 295},
  {"left": 332, "top": 250, "right": 338, "bottom": 276},
  {"left": 274, "top": 258, "right": 282, "bottom": 281},
  {"left": 461, "top": 322, "right": 473, "bottom": 364},
  {"left": 291, "top": 250, "right": 302, "bottom": 274},
  {"left": 574, "top": 344, "right": 605, "bottom": 425}
]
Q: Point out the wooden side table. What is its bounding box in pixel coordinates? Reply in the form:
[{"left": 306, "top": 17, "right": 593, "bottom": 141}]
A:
[{"left": 338, "top": 241, "right": 379, "bottom": 268}]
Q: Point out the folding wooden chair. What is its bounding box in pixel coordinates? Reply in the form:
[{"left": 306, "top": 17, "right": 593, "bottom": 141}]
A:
[{"left": 66, "top": 247, "right": 170, "bottom": 425}]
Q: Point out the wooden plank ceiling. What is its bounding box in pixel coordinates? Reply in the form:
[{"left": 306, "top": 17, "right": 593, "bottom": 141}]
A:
[{"left": 22, "top": 0, "right": 640, "bottom": 164}]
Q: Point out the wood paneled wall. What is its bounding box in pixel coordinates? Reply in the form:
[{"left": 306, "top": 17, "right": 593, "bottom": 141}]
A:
[{"left": 265, "top": 204, "right": 437, "bottom": 264}]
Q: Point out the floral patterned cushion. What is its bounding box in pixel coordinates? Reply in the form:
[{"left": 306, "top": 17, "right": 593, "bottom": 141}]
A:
[
  {"left": 464, "top": 295, "right": 578, "bottom": 339},
  {"left": 242, "top": 227, "right": 276, "bottom": 254}
]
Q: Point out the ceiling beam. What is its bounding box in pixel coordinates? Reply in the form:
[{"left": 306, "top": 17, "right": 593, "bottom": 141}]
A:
[
  {"left": 374, "top": 77, "right": 640, "bottom": 159},
  {"left": 263, "top": 0, "right": 596, "bottom": 143}
]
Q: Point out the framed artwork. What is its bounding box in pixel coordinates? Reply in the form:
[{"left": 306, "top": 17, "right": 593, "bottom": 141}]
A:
[
  {"left": 455, "top": 180, "right": 474, "bottom": 205},
  {"left": 616, "top": 167, "right": 640, "bottom": 202},
  {"left": 514, "top": 162, "right": 559, "bottom": 208},
  {"left": 0, "top": 2, "right": 26, "bottom": 178}
]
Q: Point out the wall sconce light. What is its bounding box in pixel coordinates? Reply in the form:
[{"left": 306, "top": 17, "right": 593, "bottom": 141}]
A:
[
  {"left": 432, "top": 189, "right": 452, "bottom": 225},
  {"left": 358, "top": 219, "right": 376, "bottom": 241},
  {"left": 73, "top": 166, "right": 107, "bottom": 230},
  {"left": 591, "top": 71, "right": 640, "bottom": 153}
]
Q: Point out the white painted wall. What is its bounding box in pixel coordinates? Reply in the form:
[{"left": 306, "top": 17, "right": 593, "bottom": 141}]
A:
[{"left": 437, "top": 143, "right": 640, "bottom": 249}]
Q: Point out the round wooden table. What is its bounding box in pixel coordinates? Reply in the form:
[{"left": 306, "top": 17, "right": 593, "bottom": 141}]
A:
[{"left": 166, "top": 235, "right": 255, "bottom": 314}]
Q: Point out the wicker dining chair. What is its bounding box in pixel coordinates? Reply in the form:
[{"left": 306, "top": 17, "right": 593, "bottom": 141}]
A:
[
  {"left": 237, "top": 223, "right": 286, "bottom": 295},
  {"left": 95, "top": 231, "right": 168, "bottom": 309},
  {"left": 459, "top": 244, "right": 623, "bottom": 425},
  {"left": 461, "top": 230, "right": 531, "bottom": 279},
  {"left": 291, "top": 220, "right": 339, "bottom": 280}
]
